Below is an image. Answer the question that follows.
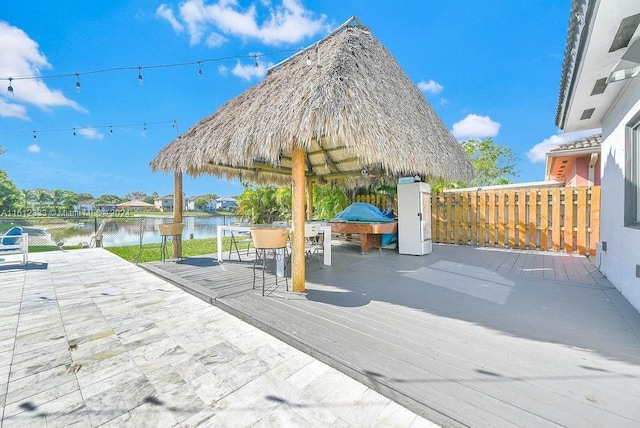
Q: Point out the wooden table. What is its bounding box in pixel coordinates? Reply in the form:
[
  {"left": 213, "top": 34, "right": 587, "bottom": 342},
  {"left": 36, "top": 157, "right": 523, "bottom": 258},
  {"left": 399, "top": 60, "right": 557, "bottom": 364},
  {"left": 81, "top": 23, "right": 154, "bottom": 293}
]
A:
[{"left": 328, "top": 221, "right": 397, "bottom": 254}]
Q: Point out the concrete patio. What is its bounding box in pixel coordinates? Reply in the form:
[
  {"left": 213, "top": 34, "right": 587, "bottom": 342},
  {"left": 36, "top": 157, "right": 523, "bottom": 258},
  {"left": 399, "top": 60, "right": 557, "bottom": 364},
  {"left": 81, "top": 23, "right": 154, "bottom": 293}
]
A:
[
  {"left": 0, "top": 249, "right": 434, "bottom": 427},
  {"left": 143, "top": 242, "right": 640, "bottom": 427}
]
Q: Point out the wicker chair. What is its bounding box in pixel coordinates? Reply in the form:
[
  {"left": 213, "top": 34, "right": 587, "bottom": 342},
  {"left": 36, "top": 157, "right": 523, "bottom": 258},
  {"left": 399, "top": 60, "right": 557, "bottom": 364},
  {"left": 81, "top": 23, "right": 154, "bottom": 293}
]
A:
[{"left": 251, "top": 227, "right": 290, "bottom": 296}]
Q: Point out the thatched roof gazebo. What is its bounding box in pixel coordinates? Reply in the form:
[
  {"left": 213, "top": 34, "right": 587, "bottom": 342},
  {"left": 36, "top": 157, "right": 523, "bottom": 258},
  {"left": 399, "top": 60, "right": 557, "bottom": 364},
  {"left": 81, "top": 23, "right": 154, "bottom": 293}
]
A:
[
  {"left": 151, "top": 17, "right": 473, "bottom": 292},
  {"left": 116, "top": 199, "right": 156, "bottom": 211}
]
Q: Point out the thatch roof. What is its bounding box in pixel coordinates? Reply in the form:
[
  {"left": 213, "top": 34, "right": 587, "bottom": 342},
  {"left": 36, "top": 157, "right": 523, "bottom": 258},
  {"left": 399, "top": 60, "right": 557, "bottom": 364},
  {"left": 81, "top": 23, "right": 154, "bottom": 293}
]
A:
[
  {"left": 150, "top": 18, "right": 474, "bottom": 187},
  {"left": 116, "top": 199, "right": 155, "bottom": 209}
]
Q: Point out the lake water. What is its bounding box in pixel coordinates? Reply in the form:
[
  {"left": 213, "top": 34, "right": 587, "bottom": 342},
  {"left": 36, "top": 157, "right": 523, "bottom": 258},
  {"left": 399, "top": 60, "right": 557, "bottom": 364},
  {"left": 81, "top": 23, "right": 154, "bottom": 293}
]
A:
[{"left": 58, "top": 216, "right": 238, "bottom": 247}]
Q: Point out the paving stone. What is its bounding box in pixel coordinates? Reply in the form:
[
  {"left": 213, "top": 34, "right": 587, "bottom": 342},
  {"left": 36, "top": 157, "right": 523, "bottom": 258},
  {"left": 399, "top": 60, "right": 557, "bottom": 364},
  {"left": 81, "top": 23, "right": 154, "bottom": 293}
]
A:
[{"left": 0, "top": 250, "right": 433, "bottom": 427}]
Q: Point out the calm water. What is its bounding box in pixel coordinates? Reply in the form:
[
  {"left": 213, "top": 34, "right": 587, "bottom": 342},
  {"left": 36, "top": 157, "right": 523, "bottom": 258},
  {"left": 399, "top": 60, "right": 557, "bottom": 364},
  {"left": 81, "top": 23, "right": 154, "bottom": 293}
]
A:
[{"left": 60, "top": 216, "right": 238, "bottom": 247}]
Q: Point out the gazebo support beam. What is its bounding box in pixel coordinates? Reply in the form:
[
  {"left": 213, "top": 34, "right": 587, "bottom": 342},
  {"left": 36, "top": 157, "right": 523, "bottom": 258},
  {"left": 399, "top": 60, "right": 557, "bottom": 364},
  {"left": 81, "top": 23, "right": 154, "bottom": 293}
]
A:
[
  {"left": 306, "top": 179, "right": 313, "bottom": 220},
  {"left": 291, "top": 146, "right": 306, "bottom": 293},
  {"left": 173, "top": 172, "right": 183, "bottom": 259}
]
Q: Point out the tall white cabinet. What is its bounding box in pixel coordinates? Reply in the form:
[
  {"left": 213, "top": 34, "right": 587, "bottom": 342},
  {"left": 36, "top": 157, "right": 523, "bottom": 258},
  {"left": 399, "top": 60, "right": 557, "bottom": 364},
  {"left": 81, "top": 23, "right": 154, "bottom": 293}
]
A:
[{"left": 398, "top": 182, "right": 432, "bottom": 255}]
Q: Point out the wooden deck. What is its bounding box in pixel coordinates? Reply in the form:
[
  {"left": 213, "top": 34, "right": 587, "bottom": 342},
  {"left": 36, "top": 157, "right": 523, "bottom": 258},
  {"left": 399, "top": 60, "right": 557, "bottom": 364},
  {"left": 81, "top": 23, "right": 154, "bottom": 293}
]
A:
[{"left": 142, "top": 242, "right": 640, "bottom": 427}]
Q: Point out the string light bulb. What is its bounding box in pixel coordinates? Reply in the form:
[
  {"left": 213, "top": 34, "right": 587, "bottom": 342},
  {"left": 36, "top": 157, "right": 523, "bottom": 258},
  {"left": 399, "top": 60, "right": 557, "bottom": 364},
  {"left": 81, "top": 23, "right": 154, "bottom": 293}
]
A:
[
  {"left": 33, "top": 131, "right": 37, "bottom": 139},
  {"left": 7, "top": 77, "right": 14, "bottom": 93},
  {"left": 137, "top": 67, "right": 143, "bottom": 83},
  {"left": 73, "top": 128, "right": 76, "bottom": 136},
  {"left": 110, "top": 126, "right": 113, "bottom": 134},
  {"left": 254, "top": 55, "right": 259, "bottom": 68},
  {"left": 197, "top": 61, "right": 203, "bottom": 76},
  {"left": 75, "top": 73, "right": 81, "bottom": 91}
]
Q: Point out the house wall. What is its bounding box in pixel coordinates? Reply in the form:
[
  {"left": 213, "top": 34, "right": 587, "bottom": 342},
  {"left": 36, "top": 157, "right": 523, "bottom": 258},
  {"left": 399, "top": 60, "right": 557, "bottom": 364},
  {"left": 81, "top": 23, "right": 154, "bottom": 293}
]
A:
[
  {"left": 570, "top": 156, "right": 601, "bottom": 187},
  {"left": 600, "top": 75, "right": 640, "bottom": 312}
]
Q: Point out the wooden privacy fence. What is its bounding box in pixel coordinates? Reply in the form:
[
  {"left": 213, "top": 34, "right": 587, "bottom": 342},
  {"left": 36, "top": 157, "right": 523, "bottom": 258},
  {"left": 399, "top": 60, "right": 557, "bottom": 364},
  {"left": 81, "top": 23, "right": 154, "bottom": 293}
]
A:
[
  {"left": 353, "top": 194, "right": 388, "bottom": 209},
  {"left": 431, "top": 186, "right": 600, "bottom": 256},
  {"left": 351, "top": 186, "right": 600, "bottom": 255}
]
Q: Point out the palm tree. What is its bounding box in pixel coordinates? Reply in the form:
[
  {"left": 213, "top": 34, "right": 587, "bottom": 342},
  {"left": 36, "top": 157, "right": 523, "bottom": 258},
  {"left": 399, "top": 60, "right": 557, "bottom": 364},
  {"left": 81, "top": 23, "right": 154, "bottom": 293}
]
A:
[
  {"left": 236, "top": 185, "right": 289, "bottom": 224},
  {"left": 63, "top": 194, "right": 79, "bottom": 211},
  {"left": 51, "top": 189, "right": 66, "bottom": 212},
  {"left": 36, "top": 189, "right": 51, "bottom": 211},
  {"left": 21, "top": 189, "right": 32, "bottom": 210}
]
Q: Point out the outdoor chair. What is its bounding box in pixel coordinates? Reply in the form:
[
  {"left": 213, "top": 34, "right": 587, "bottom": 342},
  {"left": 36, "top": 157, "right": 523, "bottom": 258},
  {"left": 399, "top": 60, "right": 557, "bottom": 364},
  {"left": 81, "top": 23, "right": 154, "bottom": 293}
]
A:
[
  {"left": 0, "top": 226, "right": 28, "bottom": 266},
  {"left": 228, "top": 222, "right": 252, "bottom": 261},
  {"left": 158, "top": 223, "right": 184, "bottom": 262},
  {"left": 304, "top": 222, "right": 323, "bottom": 267},
  {"left": 251, "top": 227, "right": 290, "bottom": 296}
]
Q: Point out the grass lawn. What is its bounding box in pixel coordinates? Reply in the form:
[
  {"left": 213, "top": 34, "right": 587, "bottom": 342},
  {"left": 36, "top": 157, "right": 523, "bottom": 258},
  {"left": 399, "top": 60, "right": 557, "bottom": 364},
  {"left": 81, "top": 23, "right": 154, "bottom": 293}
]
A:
[{"left": 106, "top": 236, "right": 245, "bottom": 263}]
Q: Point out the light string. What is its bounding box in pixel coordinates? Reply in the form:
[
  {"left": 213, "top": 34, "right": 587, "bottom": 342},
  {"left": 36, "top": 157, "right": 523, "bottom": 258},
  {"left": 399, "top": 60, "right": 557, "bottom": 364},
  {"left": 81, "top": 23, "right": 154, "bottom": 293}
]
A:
[
  {"left": 1, "top": 120, "right": 176, "bottom": 138},
  {"left": 1, "top": 50, "right": 297, "bottom": 93}
]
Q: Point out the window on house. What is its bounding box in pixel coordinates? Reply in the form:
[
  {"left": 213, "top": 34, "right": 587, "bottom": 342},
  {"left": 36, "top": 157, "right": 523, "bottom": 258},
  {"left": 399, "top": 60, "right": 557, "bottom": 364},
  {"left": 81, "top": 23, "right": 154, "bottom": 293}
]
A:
[{"left": 626, "top": 115, "right": 640, "bottom": 227}]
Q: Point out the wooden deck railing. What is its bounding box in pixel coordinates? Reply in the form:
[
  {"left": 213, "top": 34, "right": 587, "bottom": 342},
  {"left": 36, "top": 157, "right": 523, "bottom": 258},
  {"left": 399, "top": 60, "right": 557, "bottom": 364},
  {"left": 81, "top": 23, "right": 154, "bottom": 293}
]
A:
[{"left": 352, "top": 186, "right": 601, "bottom": 256}]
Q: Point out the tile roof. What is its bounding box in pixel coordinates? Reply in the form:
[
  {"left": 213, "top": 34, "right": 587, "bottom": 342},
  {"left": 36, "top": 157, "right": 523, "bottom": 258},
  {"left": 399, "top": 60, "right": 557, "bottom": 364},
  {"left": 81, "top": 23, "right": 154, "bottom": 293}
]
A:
[{"left": 550, "top": 133, "right": 602, "bottom": 152}]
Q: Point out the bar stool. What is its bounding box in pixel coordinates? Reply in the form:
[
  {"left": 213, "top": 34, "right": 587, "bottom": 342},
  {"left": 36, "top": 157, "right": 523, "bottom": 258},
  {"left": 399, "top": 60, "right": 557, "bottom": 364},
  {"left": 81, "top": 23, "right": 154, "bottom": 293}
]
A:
[
  {"left": 251, "top": 227, "right": 290, "bottom": 296},
  {"left": 158, "top": 223, "right": 184, "bottom": 262}
]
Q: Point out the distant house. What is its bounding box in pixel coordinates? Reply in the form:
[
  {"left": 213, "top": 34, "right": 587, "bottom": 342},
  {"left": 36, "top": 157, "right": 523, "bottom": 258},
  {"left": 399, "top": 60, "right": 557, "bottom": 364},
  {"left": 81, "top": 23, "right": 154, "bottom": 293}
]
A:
[
  {"left": 545, "top": 134, "right": 601, "bottom": 187},
  {"left": 94, "top": 203, "right": 117, "bottom": 213},
  {"left": 185, "top": 196, "right": 198, "bottom": 211},
  {"left": 154, "top": 194, "right": 174, "bottom": 212},
  {"left": 77, "top": 199, "right": 96, "bottom": 212},
  {"left": 555, "top": 0, "right": 640, "bottom": 312},
  {"left": 213, "top": 197, "right": 238, "bottom": 211}
]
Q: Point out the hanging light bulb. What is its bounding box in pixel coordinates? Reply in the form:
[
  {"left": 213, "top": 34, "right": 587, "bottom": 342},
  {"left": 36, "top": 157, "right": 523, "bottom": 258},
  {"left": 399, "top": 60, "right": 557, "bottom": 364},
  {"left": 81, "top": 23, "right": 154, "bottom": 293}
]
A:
[
  {"left": 197, "top": 61, "right": 203, "bottom": 76},
  {"left": 254, "top": 55, "right": 259, "bottom": 68},
  {"left": 110, "top": 126, "right": 113, "bottom": 134},
  {"left": 75, "top": 73, "right": 81, "bottom": 91},
  {"left": 143, "top": 123, "right": 147, "bottom": 132},
  {"left": 33, "top": 131, "right": 37, "bottom": 139},
  {"left": 137, "top": 67, "right": 144, "bottom": 83},
  {"left": 7, "top": 77, "right": 14, "bottom": 93},
  {"left": 73, "top": 128, "right": 76, "bottom": 136}
]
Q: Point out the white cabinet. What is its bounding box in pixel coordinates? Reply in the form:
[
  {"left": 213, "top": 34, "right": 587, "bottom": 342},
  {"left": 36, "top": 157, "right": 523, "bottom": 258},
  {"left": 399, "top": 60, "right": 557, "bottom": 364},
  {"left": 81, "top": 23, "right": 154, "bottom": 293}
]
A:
[{"left": 398, "top": 182, "right": 432, "bottom": 255}]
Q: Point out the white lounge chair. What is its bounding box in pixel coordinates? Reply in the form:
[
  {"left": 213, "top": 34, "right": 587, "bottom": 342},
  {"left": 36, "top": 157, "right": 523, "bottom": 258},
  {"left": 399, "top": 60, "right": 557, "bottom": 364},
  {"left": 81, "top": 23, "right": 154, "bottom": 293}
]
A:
[{"left": 0, "top": 226, "right": 29, "bottom": 266}]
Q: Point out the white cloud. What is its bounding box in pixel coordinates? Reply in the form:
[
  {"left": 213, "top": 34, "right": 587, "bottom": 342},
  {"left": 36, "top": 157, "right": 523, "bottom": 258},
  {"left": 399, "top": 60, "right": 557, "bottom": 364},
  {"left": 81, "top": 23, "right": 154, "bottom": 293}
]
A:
[
  {"left": 526, "top": 129, "right": 601, "bottom": 163},
  {"left": 157, "top": 4, "right": 184, "bottom": 32},
  {"left": 158, "top": 0, "right": 329, "bottom": 47},
  {"left": 218, "top": 64, "right": 229, "bottom": 76},
  {"left": 0, "top": 98, "right": 28, "bottom": 119},
  {"left": 206, "top": 32, "right": 227, "bottom": 47},
  {"left": 417, "top": 79, "right": 443, "bottom": 94},
  {"left": 451, "top": 114, "right": 500, "bottom": 139},
  {"left": 77, "top": 127, "right": 104, "bottom": 140},
  {"left": 27, "top": 143, "right": 40, "bottom": 153},
  {"left": 231, "top": 60, "right": 267, "bottom": 80},
  {"left": 0, "top": 21, "right": 85, "bottom": 119}
]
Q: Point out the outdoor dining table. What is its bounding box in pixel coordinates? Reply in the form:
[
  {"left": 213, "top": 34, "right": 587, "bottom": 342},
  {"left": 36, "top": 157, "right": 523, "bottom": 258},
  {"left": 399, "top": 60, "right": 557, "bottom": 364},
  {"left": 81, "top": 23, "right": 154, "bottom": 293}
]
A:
[{"left": 216, "top": 223, "right": 332, "bottom": 276}]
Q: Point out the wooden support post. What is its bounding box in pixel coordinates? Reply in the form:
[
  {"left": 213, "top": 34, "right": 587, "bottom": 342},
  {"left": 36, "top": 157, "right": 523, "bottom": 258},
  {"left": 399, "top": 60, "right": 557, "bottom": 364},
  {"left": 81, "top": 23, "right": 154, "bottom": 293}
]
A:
[
  {"left": 173, "top": 171, "right": 183, "bottom": 259},
  {"left": 306, "top": 179, "right": 314, "bottom": 220},
  {"left": 292, "top": 147, "right": 306, "bottom": 293}
]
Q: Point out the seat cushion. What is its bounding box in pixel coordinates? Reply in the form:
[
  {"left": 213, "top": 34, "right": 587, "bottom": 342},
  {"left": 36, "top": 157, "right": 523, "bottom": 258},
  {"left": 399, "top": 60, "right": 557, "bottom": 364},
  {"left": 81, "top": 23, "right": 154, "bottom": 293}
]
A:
[{"left": 1, "top": 226, "right": 23, "bottom": 245}]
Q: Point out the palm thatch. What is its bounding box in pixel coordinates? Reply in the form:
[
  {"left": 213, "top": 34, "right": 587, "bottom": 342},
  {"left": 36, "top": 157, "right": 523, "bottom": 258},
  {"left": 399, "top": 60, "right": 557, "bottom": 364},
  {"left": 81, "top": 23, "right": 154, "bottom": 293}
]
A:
[{"left": 150, "top": 18, "right": 474, "bottom": 187}]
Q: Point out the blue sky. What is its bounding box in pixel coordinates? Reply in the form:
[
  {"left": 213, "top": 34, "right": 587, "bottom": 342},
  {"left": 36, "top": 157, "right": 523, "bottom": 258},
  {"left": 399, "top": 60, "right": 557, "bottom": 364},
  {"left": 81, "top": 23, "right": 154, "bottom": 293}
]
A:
[{"left": 0, "top": 0, "right": 598, "bottom": 199}]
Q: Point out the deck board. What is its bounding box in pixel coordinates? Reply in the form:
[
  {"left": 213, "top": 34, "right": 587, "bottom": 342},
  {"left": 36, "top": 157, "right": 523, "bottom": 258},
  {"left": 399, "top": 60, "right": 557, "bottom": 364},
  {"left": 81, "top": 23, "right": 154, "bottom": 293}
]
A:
[{"left": 143, "top": 243, "right": 640, "bottom": 427}]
